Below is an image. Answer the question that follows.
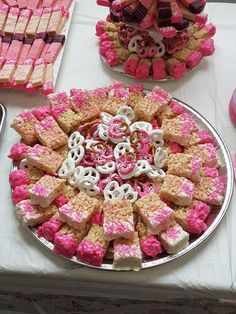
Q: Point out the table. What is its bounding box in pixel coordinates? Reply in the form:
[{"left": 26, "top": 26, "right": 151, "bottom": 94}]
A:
[{"left": 0, "top": 0, "right": 236, "bottom": 311}]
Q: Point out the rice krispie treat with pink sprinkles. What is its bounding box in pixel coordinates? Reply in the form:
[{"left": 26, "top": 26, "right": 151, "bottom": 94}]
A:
[
  {"left": 9, "top": 167, "right": 44, "bottom": 189},
  {"left": 127, "top": 85, "right": 144, "bottom": 109},
  {"left": 50, "top": 103, "right": 79, "bottom": 133},
  {"left": 160, "top": 174, "right": 195, "bottom": 206},
  {"left": 10, "top": 111, "right": 38, "bottom": 145},
  {"left": 167, "top": 153, "right": 202, "bottom": 182},
  {"left": 102, "top": 200, "right": 134, "bottom": 241},
  {"left": 184, "top": 143, "right": 219, "bottom": 167},
  {"left": 35, "top": 116, "right": 68, "bottom": 150},
  {"left": 187, "top": 130, "right": 215, "bottom": 147},
  {"left": 134, "top": 193, "right": 175, "bottom": 235},
  {"left": 102, "top": 87, "right": 130, "bottom": 115},
  {"left": 58, "top": 192, "right": 100, "bottom": 230},
  {"left": 76, "top": 224, "right": 109, "bottom": 266},
  {"left": 15, "top": 200, "right": 56, "bottom": 227},
  {"left": 159, "top": 223, "right": 189, "bottom": 254},
  {"left": 47, "top": 91, "right": 71, "bottom": 107},
  {"left": 25, "top": 144, "right": 64, "bottom": 174},
  {"left": 194, "top": 177, "right": 224, "bottom": 205},
  {"left": 174, "top": 200, "right": 211, "bottom": 234},
  {"left": 29, "top": 175, "right": 65, "bottom": 208},
  {"left": 113, "top": 232, "right": 142, "bottom": 271}
]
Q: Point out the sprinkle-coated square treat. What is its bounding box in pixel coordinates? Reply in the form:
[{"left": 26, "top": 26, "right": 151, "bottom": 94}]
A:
[
  {"left": 35, "top": 116, "right": 68, "bottom": 149},
  {"left": 134, "top": 192, "right": 175, "bottom": 235},
  {"left": 162, "top": 113, "right": 197, "bottom": 146},
  {"left": 136, "top": 220, "right": 162, "bottom": 258},
  {"left": 194, "top": 177, "right": 224, "bottom": 206},
  {"left": 184, "top": 143, "right": 219, "bottom": 167},
  {"left": 157, "top": 100, "right": 187, "bottom": 123},
  {"left": 26, "top": 144, "right": 64, "bottom": 174},
  {"left": 167, "top": 153, "right": 202, "bottom": 182},
  {"left": 159, "top": 223, "right": 189, "bottom": 254},
  {"left": 134, "top": 91, "right": 167, "bottom": 122},
  {"left": 47, "top": 91, "right": 71, "bottom": 107},
  {"left": 101, "top": 87, "right": 130, "bottom": 115},
  {"left": 174, "top": 200, "right": 211, "bottom": 234},
  {"left": 113, "top": 232, "right": 142, "bottom": 271},
  {"left": 53, "top": 224, "right": 90, "bottom": 258},
  {"left": 29, "top": 174, "right": 65, "bottom": 208},
  {"left": 55, "top": 144, "right": 69, "bottom": 160},
  {"left": 10, "top": 111, "right": 38, "bottom": 145},
  {"left": 102, "top": 200, "right": 134, "bottom": 241},
  {"left": 37, "top": 214, "right": 63, "bottom": 242},
  {"left": 50, "top": 103, "right": 79, "bottom": 133},
  {"left": 126, "top": 85, "right": 144, "bottom": 109},
  {"left": 200, "top": 167, "right": 219, "bottom": 178},
  {"left": 15, "top": 199, "right": 56, "bottom": 226},
  {"left": 58, "top": 192, "right": 100, "bottom": 230},
  {"left": 76, "top": 224, "right": 109, "bottom": 266},
  {"left": 87, "top": 87, "right": 108, "bottom": 110},
  {"left": 186, "top": 130, "right": 215, "bottom": 147},
  {"left": 160, "top": 174, "right": 195, "bottom": 206},
  {"left": 70, "top": 89, "right": 100, "bottom": 124}
]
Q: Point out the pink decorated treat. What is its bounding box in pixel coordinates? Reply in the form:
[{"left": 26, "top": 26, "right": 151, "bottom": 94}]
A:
[
  {"left": 135, "top": 59, "right": 151, "bottom": 80},
  {"left": 123, "top": 54, "right": 139, "bottom": 76},
  {"left": 160, "top": 223, "right": 189, "bottom": 254},
  {"left": 9, "top": 169, "right": 30, "bottom": 188},
  {"left": 194, "top": 177, "right": 224, "bottom": 205},
  {"left": 32, "top": 106, "right": 51, "bottom": 121},
  {"left": 184, "top": 143, "right": 218, "bottom": 167},
  {"left": 8, "top": 143, "right": 29, "bottom": 161},
  {"left": 53, "top": 194, "right": 69, "bottom": 208},
  {"left": 12, "top": 184, "right": 30, "bottom": 204},
  {"left": 152, "top": 58, "right": 167, "bottom": 80},
  {"left": 200, "top": 38, "right": 215, "bottom": 56},
  {"left": 166, "top": 58, "right": 186, "bottom": 80},
  {"left": 38, "top": 217, "right": 62, "bottom": 242},
  {"left": 201, "top": 167, "right": 219, "bottom": 178}
]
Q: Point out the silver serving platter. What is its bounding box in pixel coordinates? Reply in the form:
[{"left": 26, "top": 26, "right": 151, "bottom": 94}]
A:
[
  {"left": 12, "top": 98, "right": 234, "bottom": 271},
  {"left": 100, "top": 56, "right": 198, "bottom": 82},
  {"left": 0, "top": 102, "right": 6, "bottom": 136}
]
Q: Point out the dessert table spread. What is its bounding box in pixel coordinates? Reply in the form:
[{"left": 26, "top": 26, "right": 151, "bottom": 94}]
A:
[{"left": 0, "top": 0, "right": 236, "bottom": 305}]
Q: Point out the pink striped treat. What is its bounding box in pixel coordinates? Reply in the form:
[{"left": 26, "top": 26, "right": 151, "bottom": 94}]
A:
[
  {"left": 135, "top": 193, "right": 175, "bottom": 235},
  {"left": 160, "top": 174, "right": 195, "bottom": 206},
  {"left": 76, "top": 224, "right": 109, "bottom": 266},
  {"left": 102, "top": 200, "right": 134, "bottom": 241},
  {"left": 194, "top": 177, "right": 224, "bottom": 206},
  {"left": 159, "top": 223, "right": 189, "bottom": 254},
  {"left": 14, "top": 199, "right": 56, "bottom": 226},
  {"left": 167, "top": 153, "right": 202, "bottom": 182},
  {"left": 29, "top": 174, "right": 65, "bottom": 208},
  {"left": 113, "top": 232, "right": 142, "bottom": 271},
  {"left": 58, "top": 192, "right": 100, "bottom": 230},
  {"left": 35, "top": 116, "right": 68, "bottom": 149},
  {"left": 10, "top": 110, "right": 38, "bottom": 145},
  {"left": 25, "top": 144, "right": 64, "bottom": 174},
  {"left": 184, "top": 143, "right": 218, "bottom": 167}
]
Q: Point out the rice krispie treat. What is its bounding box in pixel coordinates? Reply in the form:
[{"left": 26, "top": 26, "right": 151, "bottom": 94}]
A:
[
  {"left": 55, "top": 144, "right": 69, "bottom": 160},
  {"left": 47, "top": 91, "right": 71, "bottom": 107},
  {"left": 50, "top": 103, "right": 79, "bottom": 133},
  {"left": 134, "top": 91, "right": 168, "bottom": 122},
  {"left": 160, "top": 174, "right": 195, "bottom": 206},
  {"left": 10, "top": 111, "right": 38, "bottom": 145},
  {"left": 194, "top": 177, "right": 224, "bottom": 205},
  {"left": 136, "top": 220, "right": 162, "bottom": 258},
  {"left": 76, "top": 224, "right": 109, "bottom": 266},
  {"left": 159, "top": 223, "right": 189, "bottom": 254},
  {"left": 12, "top": 184, "right": 31, "bottom": 205},
  {"left": 58, "top": 192, "right": 100, "bottom": 230},
  {"left": 167, "top": 153, "right": 202, "bottom": 182},
  {"left": 29, "top": 175, "right": 65, "bottom": 208},
  {"left": 9, "top": 167, "right": 44, "bottom": 189},
  {"left": 157, "top": 100, "right": 186, "bottom": 123},
  {"left": 162, "top": 113, "right": 197, "bottom": 146},
  {"left": 187, "top": 130, "right": 215, "bottom": 147},
  {"left": 173, "top": 48, "right": 202, "bottom": 69},
  {"left": 201, "top": 167, "right": 219, "bottom": 178},
  {"left": 87, "top": 87, "right": 108, "bottom": 110},
  {"left": 32, "top": 105, "right": 52, "bottom": 121},
  {"left": 8, "top": 143, "right": 29, "bottom": 161},
  {"left": 127, "top": 85, "right": 144, "bottom": 109},
  {"left": 113, "top": 232, "right": 142, "bottom": 271},
  {"left": 70, "top": 89, "right": 100, "bottom": 123},
  {"left": 53, "top": 224, "right": 90, "bottom": 258},
  {"left": 174, "top": 200, "right": 211, "bottom": 234},
  {"left": 38, "top": 213, "right": 63, "bottom": 242},
  {"left": 26, "top": 144, "right": 64, "bottom": 174},
  {"left": 102, "top": 200, "right": 134, "bottom": 241},
  {"left": 35, "top": 116, "right": 68, "bottom": 149},
  {"left": 184, "top": 143, "right": 219, "bottom": 167},
  {"left": 15, "top": 200, "right": 56, "bottom": 226},
  {"left": 134, "top": 193, "right": 175, "bottom": 235},
  {"left": 101, "top": 87, "right": 130, "bottom": 115}
]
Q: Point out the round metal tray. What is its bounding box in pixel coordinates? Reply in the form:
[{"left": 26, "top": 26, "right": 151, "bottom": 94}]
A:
[{"left": 12, "top": 98, "right": 234, "bottom": 271}]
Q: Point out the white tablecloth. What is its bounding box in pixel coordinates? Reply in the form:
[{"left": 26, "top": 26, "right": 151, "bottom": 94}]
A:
[{"left": 0, "top": 0, "right": 236, "bottom": 302}]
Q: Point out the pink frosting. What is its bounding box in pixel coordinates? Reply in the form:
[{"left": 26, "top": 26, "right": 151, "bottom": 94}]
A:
[
  {"left": 105, "top": 49, "right": 120, "bottom": 67},
  {"left": 186, "top": 51, "right": 202, "bottom": 69},
  {"left": 53, "top": 194, "right": 69, "bottom": 208},
  {"left": 71, "top": 89, "right": 88, "bottom": 106},
  {"left": 191, "top": 156, "right": 202, "bottom": 173},
  {"left": 129, "top": 84, "right": 144, "bottom": 93},
  {"left": 38, "top": 219, "right": 62, "bottom": 242},
  {"left": 53, "top": 232, "right": 78, "bottom": 258},
  {"left": 9, "top": 169, "right": 29, "bottom": 189},
  {"left": 99, "top": 32, "right": 110, "bottom": 44},
  {"left": 32, "top": 106, "right": 51, "bottom": 121},
  {"left": 36, "top": 116, "right": 56, "bottom": 131},
  {"left": 170, "top": 61, "right": 186, "bottom": 80},
  {"left": 160, "top": 26, "right": 177, "bottom": 38},
  {"left": 96, "top": 20, "right": 105, "bottom": 36},
  {"left": 99, "top": 41, "right": 113, "bottom": 56},
  {"left": 12, "top": 185, "right": 30, "bottom": 205},
  {"left": 200, "top": 38, "right": 215, "bottom": 56},
  {"left": 135, "top": 61, "right": 151, "bottom": 80},
  {"left": 169, "top": 100, "right": 186, "bottom": 115},
  {"left": 89, "top": 210, "right": 103, "bottom": 226},
  {"left": 109, "top": 81, "right": 125, "bottom": 90},
  {"left": 187, "top": 201, "right": 211, "bottom": 234},
  {"left": 197, "top": 130, "right": 214, "bottom": 144},
  {"left": 152, "top": 59, "right": 166, "bottom": 80},
  {"left": 50, "top": 103, "right": 70, "bottom": 119},
  {"left": 164, "top": 224, "right": 182, "bottom": 240},
  {"left": 31, "top": 184, "right": 49, "bottom": 197},
  {"left": 166, "top": 142, "right": 183, "bottom": 154},
  {"left": 140, "top": 235, "right": 162, "bottom": 257},
  {"left": 8, "top": 143, "right": 29, "bottom": 161},
  {"left": 76, "top": 239, "right": 105, "bottom": 266},
  {"left": 205, "top": 23, "right": 216, "bottom": 37},
  {"left": 203, "top": 167, "right": 218, "bottom": 178},
  {"left": 124, "top": 57, "right": 139, "bottom": 76}
]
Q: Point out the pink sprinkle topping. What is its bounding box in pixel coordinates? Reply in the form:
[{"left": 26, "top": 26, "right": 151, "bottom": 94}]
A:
[
  {"left": 53, "top": 233, "right": 77, "bottom": 258},
  {"left": 9, "top": 169, "right": 29, "bottom": 189},
  {"left": 187, "top": 202, "right": 210, "bottom": 234},
  {"left": 205, "top": 143, "right": 217, "bottom": 159},
  {"left": 71, "top": 90, "right": 88, "bottom": 107},
  {"left": 164, "top": 225, "right": 181, "bottom": 240},
  {"left": 51, "top": 103, "right": 70, "bottom": 119},
  {"left": 89, "top": 88, "right": 107, "bottom": 99},
  {"left": 152, "top": 207, "right": 173, "bottom": 225},
  {"left": 181, "top": 180, "right": 194, "bottom": 197},
  {"left": 197, "top": 130, "right": 214, "bottom": 144},
  {"left": 169, "top": 100, "right": 186, "bottom": 115},
  {"left": 52, "top": 92, "right": 68, "bottom": 103},
  {"left": 37, "top": 116, "right": 56, "bottom": 130},
  {"left": 180, "top": 121, "right": 191, "bottom": 138},
  {"left": 59, "top": 205, "right": 74, "bottom": 216},
  {"left": 31, "top": 184, "right": 49, "bottom": 197},
  {"left": 105, "top": 220, "right": 133, "bottom": 235},
  {"left": 89, "top": 210, "right": 104, "bottom": 226},
  {"left": 38, "top": 219, "right": 62, "bottom": 242},
  {"left": 140, "top": 235, "right": 162, "bottom": 257},
  {"left": 19, "top": 201, "right": 35, "bottom": 218},
  {"left": 129, "top": 84, "right": 144, "bottom": 93},
  {"left": 12, "top": 185, "right": 30, "bottom": 205},
  {"left": 76, "top": 240, "right": 105, "bottom": 266},
  {"left": 203, "top": 167, "right": 218, "bottom": 178},
  {"left": 113, "top": 244, "right": 139, "bottom": 258},
  {"left": 109, "top": 87, "right": 129, "bottom": 99},
  {"left": 28, "top": 144, "right": 46, "bottom": 157},
  {"left": 191, "top": 156, "right": 201, "bottom": 173},
  {"left": 32, "top": 106, "right": 51, "bottom": 121},
  {"left": 8, "top": 143, "right": 29, "bottom": 161},
  {"left": 19, "top": 110, "right": 35, "bottom": 120}
]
